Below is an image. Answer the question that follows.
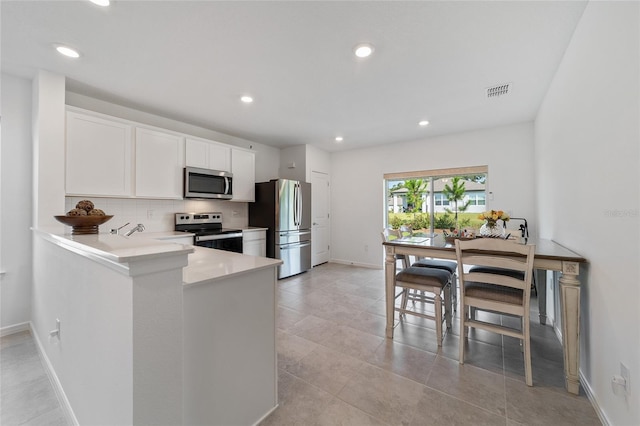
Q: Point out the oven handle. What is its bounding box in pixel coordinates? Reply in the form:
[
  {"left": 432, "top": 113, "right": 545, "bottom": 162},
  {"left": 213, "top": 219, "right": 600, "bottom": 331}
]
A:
[{"left": 195, "top": 232, "right": 243, "bottom": 242}]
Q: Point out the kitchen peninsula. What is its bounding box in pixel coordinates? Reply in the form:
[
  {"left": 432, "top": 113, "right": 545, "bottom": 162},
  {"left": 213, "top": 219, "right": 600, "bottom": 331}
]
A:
[{"left": 32, "top": 228, "right": 282, "bottom": 426}]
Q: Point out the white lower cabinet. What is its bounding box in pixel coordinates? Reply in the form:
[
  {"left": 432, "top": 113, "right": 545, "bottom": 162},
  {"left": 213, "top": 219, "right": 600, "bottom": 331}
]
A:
[
  {"left": 135, "top": 127, "right": 185, "bottom": 199},
  {"left": 243, "top": 229, "right": 266, "bottom": 257}
]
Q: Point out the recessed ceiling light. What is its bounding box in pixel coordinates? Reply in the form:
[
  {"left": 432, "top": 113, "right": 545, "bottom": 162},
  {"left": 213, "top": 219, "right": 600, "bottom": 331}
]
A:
[
  {"left": 55, "top": 45, "right": 80, "bottom": 58},
  {"left": 89, "top": 0, "right": 110, "bottom": 6},
  {"left": 335, "top": 136, "right": 344, "bottom": 143},
  {"left": 353, "top": 43, "right": 374, "bottom": 58},
  {"left": 418, "top": 120, "right": 430, "bottom": 127},
  {"left": 240, "top": 95, "right": 254, "bottom": 103}
]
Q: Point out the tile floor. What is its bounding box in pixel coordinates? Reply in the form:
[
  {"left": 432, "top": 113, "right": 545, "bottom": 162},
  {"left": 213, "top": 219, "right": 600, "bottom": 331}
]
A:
[
  {"left": 0, "top": 262, "right": 601, "bottom": 425},
  {"left": 1, "top": 330, "right": 69, "bottom": 425},
  {"left": 262, "top": 262, "right": 602, "bottom": 426}
]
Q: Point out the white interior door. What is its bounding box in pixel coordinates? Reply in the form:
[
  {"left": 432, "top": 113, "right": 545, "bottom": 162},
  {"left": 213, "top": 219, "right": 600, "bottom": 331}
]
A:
[{"left": 311, "top": 171, "right": 330, "bottom": 266}]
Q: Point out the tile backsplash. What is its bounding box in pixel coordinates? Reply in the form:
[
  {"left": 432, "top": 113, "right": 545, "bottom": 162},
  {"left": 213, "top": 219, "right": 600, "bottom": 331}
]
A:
[{"left": 65, "top": 197, "right": 249, "bottom": 234}]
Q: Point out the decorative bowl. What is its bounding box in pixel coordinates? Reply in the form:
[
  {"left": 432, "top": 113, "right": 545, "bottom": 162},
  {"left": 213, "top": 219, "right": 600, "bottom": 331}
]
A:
[{"left": 54, "top": 215, "right": 113, "bottom": 235}]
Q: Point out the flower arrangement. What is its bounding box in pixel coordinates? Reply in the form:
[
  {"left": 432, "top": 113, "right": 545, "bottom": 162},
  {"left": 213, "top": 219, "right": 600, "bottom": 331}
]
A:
[{"left": 478, "top": 210, "right": 510, "bottom": 229}]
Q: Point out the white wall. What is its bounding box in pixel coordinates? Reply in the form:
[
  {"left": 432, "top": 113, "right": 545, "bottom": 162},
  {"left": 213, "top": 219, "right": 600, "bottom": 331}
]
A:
[
  {"left": 32, "top": 71, "right": 66, "bottom": 229},
  {"left": 534, "top": 2, "right": 639, "bottom": 424},
  {"left": 279, "top": 144, "right": 331, "bottom": 182},
  {"left": 279, "top": 145, "right": 306, "bottom": 181},
  {"left": 0, "top": 73, "right": 33, "bottom": 330},
  {"left": 305, "top": 144, "right": 331, "bottom": 179},
  {"left": 330, "top": 122, "right": 535, "bottom": 268}
]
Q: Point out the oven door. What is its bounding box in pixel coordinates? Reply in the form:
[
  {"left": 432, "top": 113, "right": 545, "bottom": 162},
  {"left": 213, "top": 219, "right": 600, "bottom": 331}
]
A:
[{"left": 195, "top": 233, "right": 243, "bottom": 253}]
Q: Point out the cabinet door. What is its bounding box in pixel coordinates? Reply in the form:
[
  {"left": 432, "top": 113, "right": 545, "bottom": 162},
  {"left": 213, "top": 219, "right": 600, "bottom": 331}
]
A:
[
  {"left": 66, "top": 111, "right": 133, "bottom": 196},
  {"left": 135, "top": 128, "right": 185, "bottom": 199},
  {"left": 231, "top": 148, "right": 255, "bottom": 202},
  {"left": 185, "top": 138, "right": 231, "bottom": 172},
  {"left": 208, "top": 143, "right": 231, "bottom": 172},
  {"left": 243, "top": 230, "right": 266, "bottom": 256},
  {"left": 185, "top": 138, "right": 208, "bottom": 169}
]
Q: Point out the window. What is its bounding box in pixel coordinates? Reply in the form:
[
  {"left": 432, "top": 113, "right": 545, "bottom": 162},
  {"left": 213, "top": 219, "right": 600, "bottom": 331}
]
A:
[
  {"left": 434, "top": 193, "right": 450, "bottom": 206},
  {"left": 466, "top": 191, "right": 486, "bottom": 206},
  {"left": 384, "top": 166, "right": 487, "bottom": 235}
]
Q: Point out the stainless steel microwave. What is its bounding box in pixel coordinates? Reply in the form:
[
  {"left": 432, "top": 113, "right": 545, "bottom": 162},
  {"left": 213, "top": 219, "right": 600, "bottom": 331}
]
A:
[{"left": 184, "top": 167, "right": 233, "bottom": 199}]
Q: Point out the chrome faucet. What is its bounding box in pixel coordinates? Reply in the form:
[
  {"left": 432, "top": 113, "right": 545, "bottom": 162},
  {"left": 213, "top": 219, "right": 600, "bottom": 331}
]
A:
[
  {"left": 124, "top": 223, "right": 145, "bottom": 236},
  {"left": 110, "top": 222, "right": 130, "bottom": 235}
]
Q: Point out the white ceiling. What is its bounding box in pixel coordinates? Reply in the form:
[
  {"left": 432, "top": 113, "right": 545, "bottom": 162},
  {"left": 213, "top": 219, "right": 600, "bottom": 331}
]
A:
[{"left": 1, "top": 1, "right": 587, "bottom": 152}]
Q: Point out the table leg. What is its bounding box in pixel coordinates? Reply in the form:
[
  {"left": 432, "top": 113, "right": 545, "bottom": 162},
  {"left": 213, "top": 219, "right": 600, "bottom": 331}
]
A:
[
  {"left": 384, "top": 247, "right": 396, "bottom": 338},
  {"left": 536, "top": 269, "right": 547, "bottom": 325},
  {"left": 559, "top": 261, "right": 581, "bottom": 395}
]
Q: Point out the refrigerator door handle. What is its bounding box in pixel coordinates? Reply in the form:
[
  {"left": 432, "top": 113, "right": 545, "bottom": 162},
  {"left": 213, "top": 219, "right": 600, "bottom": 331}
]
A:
[
  {"left": 294, "top": 182, "right": 300, "bottom": 227},
  {"left": 279, "top": 241, "right": 311, "bottom": 250},
  {"left": 296, "top": 182, "right": 302, "bottom": 227}
]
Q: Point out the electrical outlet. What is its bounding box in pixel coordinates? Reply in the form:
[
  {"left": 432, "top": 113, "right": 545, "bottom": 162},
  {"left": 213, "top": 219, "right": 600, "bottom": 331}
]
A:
[
  {"left": 621, "top": 362, "right": 630, "bottom": 392},
  {"left": 147, "top": 209, "right": 154, "bottom": 219},
  {"left": 364, "top": 244, "right": 368, "bottom": 252}
]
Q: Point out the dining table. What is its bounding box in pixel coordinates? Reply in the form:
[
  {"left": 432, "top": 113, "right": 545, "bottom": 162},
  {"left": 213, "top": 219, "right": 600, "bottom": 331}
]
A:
[{"left": 382, "top": 234, "right": 587, "bottom": 395}]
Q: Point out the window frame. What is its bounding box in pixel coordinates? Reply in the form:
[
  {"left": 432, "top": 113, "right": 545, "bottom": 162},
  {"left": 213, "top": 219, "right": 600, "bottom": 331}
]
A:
[{"left": 384, "top": 165, "right": 488, "bottom": 235}]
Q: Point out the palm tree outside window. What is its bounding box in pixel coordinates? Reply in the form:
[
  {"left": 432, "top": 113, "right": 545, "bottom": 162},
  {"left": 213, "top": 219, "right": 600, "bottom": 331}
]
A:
[{"left": 385, "top": 167, "right": 487, "bottom": 236}]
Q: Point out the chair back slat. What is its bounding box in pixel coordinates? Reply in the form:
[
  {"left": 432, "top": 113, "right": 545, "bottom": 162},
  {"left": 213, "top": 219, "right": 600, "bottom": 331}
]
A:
[
  {"left": 464, "top": 272, "right": 528, "bottom": 291},
  {"left": 455, "top": 238, "right": 536, "bottom": 298},
  {"left": 381, "top": 228, "right": 401, "bottom": 242},
  {"left": 461, "top": 254, "right": 529, "bottom": 272}
]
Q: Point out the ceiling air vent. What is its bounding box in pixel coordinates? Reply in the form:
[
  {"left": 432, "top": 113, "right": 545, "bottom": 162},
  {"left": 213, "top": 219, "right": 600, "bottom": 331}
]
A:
[{"left": 486, "top": 83, "right": 512, "bottom": 98}]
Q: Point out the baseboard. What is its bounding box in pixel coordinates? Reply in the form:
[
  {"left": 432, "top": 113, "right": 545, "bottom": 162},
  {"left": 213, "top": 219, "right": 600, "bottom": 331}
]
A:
[
  {"left": 253, "top": 403, "right": 279, "bottom": 426},
  {"left": 580, "top": 370, "right": 610, "bottom": 426},
  {"left": 0, "top": 321, "right": 30, "bottom": 337},
  {"left": 329, "top": 258, "right": 382, "bottom": 269},
  {"left": 29, "top": 322, "right": 79, "bottom": 426}
]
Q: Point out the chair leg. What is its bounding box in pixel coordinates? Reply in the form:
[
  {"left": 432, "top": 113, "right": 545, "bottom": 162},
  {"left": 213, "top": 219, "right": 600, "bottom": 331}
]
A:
[
  {"left": 443, "top": 285, "right": 452, "bottom": 330},
  {"left": 524, "top": 317, "right": 533, "bottom": 386},
  {"left": 401, "top": 288, "right": 409, "bottom": 311},
  {"left": 434, "top": 293, "right": 443, "bottom": 346},
  {"left": 451, "top": 273, "right": 458, "bottom": 311},
  {"left": 458, "top": 301, "right": 466, "bottom": 364}
]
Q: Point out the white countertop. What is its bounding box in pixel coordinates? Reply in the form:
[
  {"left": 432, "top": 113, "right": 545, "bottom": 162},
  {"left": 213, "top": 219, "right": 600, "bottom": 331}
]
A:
[
  {"left": 183, "top": 247, "right": 282, "bottom": 287},
  {"left": 128, "top": 231, "right": 195, "bottom": 240},
  {"left": 242, "top": 227, "right": 268, "bottom": 232},
  {"left": 34, "top": 228, "right": 194, "bottom": 263},
  {"left": 34, "top": 228, "right": 281, "bottom": 285}
]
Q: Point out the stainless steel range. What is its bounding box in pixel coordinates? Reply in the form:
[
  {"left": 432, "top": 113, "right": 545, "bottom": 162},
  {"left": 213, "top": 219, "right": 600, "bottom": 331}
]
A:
[{"left": 174, "top": 212, "right": 243, "bottom": 253}]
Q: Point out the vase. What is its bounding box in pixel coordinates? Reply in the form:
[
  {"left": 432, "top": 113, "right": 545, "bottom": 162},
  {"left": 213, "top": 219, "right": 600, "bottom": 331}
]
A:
[{"left": 479, "top": 221, "right": 504, "bottom": 238}]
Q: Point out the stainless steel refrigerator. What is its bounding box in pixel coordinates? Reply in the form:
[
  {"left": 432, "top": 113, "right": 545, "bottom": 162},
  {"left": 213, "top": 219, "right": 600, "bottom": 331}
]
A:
[{"left": 249, "top": 179, "right": 312, "bottom": 279}]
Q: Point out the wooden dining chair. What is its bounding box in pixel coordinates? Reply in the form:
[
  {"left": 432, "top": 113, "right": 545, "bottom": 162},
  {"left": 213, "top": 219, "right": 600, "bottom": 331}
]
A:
[
  {"left": 454, "top": 238, "right": 536, "bottom": 385},
  {"left": 399, "top": 224, "right": 413, "bottom": 238},
  {"left": 381, "top": 228, "right": 408, "bottom": 269},
  {"left": 394, "top": 266, "right": 453, "bottom": 346}
]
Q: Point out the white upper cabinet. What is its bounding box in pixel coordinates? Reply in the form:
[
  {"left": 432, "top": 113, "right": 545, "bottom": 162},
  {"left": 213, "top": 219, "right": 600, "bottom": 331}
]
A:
[
  {"left": 185, "top": 137, "right": 231, "bottom": 172},
  {"left": 231, "top": 148, "right": 255, "bottom": 202},
  {"left": 135, "top": 128, "right": 185, "bottom": 199},
  {"left": 66, "top": 107, "right": 257, "bottom": 202},
  {"left": 66, "top": 111, "right": 133, "bottom": 197}
]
